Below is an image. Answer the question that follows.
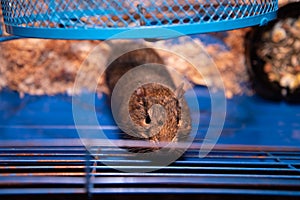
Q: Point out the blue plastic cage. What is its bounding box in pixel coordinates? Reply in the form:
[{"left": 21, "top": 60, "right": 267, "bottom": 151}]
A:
[
  {"left": 0, "top": 0, "right": 278, "bottom": 39},
  {"left": 1, "top": 1, "right": 300, "bottom": 198}
]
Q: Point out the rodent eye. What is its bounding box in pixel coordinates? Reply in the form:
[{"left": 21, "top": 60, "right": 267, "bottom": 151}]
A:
[{"left": 145, "top": 114, "right": 151, "bottom": 124}]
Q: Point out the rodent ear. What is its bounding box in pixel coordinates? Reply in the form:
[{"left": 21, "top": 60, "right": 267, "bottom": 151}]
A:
[
  {"left": 136, "top": 87, "right": 145, "bottom": 97},
  {"left": 174, "top": 83, "right": 185, "bottom": 99}
]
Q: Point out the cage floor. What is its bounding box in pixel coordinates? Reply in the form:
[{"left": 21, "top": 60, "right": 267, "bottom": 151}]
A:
[
  {"left": 0, "top": 144, "right": 300, "bottom": 199},
  {"left": 0, "top": 86, "right": 300, "bottom": 199}
]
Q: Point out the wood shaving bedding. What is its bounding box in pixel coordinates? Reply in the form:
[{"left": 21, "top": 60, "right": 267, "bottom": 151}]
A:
[{"left": 0, "top": 29, "right": 251, "bottom": 98}]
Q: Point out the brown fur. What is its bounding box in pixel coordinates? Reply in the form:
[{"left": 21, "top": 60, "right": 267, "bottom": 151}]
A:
[{"left": 105, "top": 44, "right": 191, "bottom": 152}]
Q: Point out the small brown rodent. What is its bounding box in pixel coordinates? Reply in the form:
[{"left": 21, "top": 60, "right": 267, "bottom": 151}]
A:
[{"left": 105, "top": 42, "right": 191, "bottom": 152}]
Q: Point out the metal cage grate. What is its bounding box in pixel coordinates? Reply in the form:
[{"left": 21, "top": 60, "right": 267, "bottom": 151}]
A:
[
  {"left": 0, "top": 140, "right": 300, "bottom": 199},
  {"left": 0, "top": 0, "right": 278, "bottom": 39}
]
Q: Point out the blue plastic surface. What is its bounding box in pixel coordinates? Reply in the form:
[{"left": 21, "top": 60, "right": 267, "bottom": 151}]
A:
[
  {"left": 0, "top": 0, "right": 278, "bottom": 39},
  {"left": 1, "top": 86, "right": 300, "bottom": 148}
]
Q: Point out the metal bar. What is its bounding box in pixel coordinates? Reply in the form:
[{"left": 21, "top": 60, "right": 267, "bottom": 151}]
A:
[
  {"left": 0, "top": 176, "right": 85, "bottom": 184},
  {"left": 90, "top": 188, "right": 300, "bottom": 196},
  {"left": 0, "top": 188, "right": 86, "bottom": 195},
  {"left": 1, "top": 176, "right": 299, "bottom": 188},
  {"left": 90, "top": 176, "right": 300, "bottom": 186},
  {"left": 1, "top": 139, "right": 300, "bottom": 152},
  {"left": 1, "top": 173, "right": 299, "bottom": 180}
]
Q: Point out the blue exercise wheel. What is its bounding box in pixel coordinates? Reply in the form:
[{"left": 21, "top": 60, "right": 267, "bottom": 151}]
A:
[{"left": 0, "top": 0, "right": 278, "bottom": 40}]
